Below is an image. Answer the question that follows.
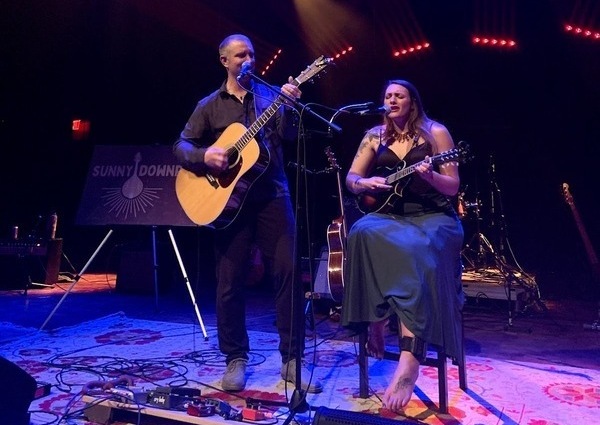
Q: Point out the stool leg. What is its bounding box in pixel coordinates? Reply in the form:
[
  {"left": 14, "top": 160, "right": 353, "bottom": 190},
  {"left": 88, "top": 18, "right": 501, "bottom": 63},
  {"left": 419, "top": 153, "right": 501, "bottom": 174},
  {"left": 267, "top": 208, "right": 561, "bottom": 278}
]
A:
[
  {"left": 438, "top": 352, "right": 448, "bottom": 414},
  {"left": 458, "top": 352, "right": 467, "bottom": 391},
  {"left": 358, "top": 328, "right": 369, "bottom": 398},
  {"left": 458, "top": 314, "right": 468, "bottom": 391}
]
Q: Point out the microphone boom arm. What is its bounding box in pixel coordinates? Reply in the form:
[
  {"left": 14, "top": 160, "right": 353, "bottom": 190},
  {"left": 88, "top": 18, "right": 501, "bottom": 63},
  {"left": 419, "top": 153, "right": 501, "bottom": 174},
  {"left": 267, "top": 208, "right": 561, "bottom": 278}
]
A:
[{"left": 243, "top": 72, "right": 341, "bottom": 133}]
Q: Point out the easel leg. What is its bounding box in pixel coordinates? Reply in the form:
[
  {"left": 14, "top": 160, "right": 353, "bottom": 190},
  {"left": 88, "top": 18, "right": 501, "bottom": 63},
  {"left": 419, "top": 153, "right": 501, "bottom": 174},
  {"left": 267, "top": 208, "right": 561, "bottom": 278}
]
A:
[
  {"left": 39, "top": 229, "right": 114, "bottom": 331},
  {"left": 151, "top": 226, "right": 159, "bottom": 310},
  {"left": 167, "top": 229, "right": 208, "bottom": 340}
]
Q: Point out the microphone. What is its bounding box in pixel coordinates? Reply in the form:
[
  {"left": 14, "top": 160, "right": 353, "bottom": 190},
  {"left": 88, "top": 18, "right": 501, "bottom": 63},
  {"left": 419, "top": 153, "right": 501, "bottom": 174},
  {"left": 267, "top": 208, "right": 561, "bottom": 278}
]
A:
[
  {"left": 236, "top": 61, "right": 253, "bottom": 81},
  {"left": 355, "top": 104, "right": 391, "bottom": 115}
]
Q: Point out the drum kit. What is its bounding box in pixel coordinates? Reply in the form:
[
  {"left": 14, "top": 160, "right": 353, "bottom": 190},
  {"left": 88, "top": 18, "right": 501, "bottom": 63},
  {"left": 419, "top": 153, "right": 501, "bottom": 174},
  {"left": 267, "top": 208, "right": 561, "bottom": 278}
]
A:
[
  {"left": 456, "top": 192, "right": 480, "bottom": 222},
  {"left": 457, "top": 187, "right": 519, "bottom": 273},
  {"left": 457, "top": 187, "right": 545, "bottom": 329},
  {"left": 456, "top": 190, "right": 492, "bottom": 270}
]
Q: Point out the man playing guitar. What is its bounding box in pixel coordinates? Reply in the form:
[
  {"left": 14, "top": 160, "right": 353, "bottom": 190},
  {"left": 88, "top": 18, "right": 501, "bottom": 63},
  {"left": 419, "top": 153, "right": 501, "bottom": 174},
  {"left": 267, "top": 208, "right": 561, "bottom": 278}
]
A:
[{"left": 173, "top": 34, "right": 324, "bottom": 394}]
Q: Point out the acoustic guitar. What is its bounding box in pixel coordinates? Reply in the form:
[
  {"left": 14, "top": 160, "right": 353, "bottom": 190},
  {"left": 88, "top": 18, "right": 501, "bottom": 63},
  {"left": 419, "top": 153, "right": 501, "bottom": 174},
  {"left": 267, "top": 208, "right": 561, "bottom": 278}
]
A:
[
  {"left": 324, "top": 147, "right": 346, "bottom": 303},
  {"left": 561, "top": 182, "right": 600, "bottom": 282},
  {"left": 357, "top": 141, "right": 472, "bottom": 214},
  {"left": 175, "top": 56, "right": 333, "bottom": 228}
]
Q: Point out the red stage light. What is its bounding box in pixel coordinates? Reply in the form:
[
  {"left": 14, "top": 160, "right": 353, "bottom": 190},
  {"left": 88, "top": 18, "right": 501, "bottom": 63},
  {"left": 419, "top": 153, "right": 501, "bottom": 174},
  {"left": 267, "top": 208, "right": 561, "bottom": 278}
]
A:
[
  {"left": 564, "top": 23, "right": 600, "bottom": 41},
  {"left": 472, "top": 35, "right": 517, "bottom": 49},
  {"left": 392, "top": 42, "right": 429, "bottom": 59},
  {"left": 330, "top": 47, "right": 354, "bottom": 61},
  {"left": 260, "top": 49, "right": 283, "bottom": 76}
]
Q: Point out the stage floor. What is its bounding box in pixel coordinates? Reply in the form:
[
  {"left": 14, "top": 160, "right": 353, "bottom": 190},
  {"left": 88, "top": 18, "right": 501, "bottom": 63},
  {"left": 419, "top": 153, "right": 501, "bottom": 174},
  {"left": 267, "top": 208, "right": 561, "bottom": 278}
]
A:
[{"left": 1, "top": 273, "right": 599, "bottom": 424}]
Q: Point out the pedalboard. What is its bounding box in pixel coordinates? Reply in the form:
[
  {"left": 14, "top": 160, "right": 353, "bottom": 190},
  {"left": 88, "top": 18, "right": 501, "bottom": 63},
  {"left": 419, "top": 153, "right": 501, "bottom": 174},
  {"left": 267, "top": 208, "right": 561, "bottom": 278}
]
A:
[{"left": 146, "top": 386, "right": 202, "bottom": 410}]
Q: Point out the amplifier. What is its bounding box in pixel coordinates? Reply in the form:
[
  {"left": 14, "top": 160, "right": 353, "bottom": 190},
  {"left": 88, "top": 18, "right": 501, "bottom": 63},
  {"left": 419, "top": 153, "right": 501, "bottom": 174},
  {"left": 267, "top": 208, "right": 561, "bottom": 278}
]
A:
[
  {"left": 0, "top": 238, "right": 62, "bottom": 287},
  {"left": 0, "top": 239, "right": 47, "bottom": 256}
]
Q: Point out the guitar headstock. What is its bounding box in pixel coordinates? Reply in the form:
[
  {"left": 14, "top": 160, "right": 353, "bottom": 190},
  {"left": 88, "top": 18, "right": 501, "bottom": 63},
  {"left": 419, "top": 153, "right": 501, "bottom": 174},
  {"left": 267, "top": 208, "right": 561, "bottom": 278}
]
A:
[
  {"left": 293, "top": 55, "right": 333, "bottom": 86},
  {"left": 324, "top": 146, "right": 341, "bottom": 170},
  {"left": 562, "top": 182, "right": 574, "bottom": 206},
  {"left": 456, "top": 141, "right": 474, "bottom": 164},
  {"left": 434, "top": 141, "right": 474, "bottom": 165}
]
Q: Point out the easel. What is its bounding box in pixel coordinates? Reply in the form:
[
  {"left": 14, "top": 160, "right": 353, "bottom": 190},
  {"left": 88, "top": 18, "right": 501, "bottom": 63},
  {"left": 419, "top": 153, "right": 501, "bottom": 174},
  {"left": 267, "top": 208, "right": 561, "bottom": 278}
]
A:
[
  {"left": 39, "top": 144, "right": 212, "bottom": 336},
  {"left": 39, "top": 227, "right": 208, "bottom": 339}
]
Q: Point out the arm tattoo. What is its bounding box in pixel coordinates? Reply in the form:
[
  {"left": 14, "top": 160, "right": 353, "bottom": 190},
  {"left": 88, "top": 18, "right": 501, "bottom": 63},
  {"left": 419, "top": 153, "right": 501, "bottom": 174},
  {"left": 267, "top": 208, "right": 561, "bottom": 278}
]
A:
[{"left": 354, "top": 135, "right": 376, "bottom": 160}]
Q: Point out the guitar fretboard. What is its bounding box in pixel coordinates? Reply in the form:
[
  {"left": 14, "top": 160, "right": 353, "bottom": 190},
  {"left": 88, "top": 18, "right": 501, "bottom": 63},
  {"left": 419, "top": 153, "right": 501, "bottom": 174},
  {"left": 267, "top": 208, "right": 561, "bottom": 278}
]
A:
[
  {"left": 228, "top": 100, "right": 285, "bottom": 157},
  {"left": 384, "top": 150, "right": 459, "bottom": 185}
]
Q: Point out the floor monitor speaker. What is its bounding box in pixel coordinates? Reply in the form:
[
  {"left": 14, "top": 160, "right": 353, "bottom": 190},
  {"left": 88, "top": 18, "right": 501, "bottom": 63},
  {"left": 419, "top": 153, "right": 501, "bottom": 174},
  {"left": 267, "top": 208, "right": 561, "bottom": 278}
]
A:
[
  {"left": 313, "top": 406, "right": 423, "bottom": 425},
  {"left": 0, "top": 356, "right": 37, "bottom": 425}
]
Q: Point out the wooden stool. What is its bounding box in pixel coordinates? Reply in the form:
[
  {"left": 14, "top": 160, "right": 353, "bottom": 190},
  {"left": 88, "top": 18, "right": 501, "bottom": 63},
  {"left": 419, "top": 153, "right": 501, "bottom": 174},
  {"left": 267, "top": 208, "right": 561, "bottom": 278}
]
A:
[{"left": 357, "top": 317, "right": 467, "bottom": 414}]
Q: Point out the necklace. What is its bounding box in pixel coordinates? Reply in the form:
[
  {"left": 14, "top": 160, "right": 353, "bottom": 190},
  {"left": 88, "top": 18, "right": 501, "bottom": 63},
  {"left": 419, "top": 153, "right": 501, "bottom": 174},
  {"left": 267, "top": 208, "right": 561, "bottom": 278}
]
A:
[
  {"left": 397, "top": 131, "right": 416, "bottom": 143},
  {"left": 226, "top": 88, "right": 245, "bottom": 102}
]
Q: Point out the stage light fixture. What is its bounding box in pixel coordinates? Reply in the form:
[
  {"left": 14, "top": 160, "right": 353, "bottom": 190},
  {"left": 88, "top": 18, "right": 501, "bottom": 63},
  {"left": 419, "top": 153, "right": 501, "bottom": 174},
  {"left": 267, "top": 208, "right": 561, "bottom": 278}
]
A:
[
  {"left": 564, "top": 23, "right": 600, "bottom": 41},
  {"left": 472, "top": 0, "right": 517, "bottom": 50},
  {"left": 472, "top": 35, "right": 517, "bottom": 49},
  {"left": 331, "top": 46, "right": 354, "bottom": 61},
  {"left": 392, "top": 42, "right": 430, "bottom": 58},
  {"left": 260, "top": 49, "right": 282, "bottom": 76}
]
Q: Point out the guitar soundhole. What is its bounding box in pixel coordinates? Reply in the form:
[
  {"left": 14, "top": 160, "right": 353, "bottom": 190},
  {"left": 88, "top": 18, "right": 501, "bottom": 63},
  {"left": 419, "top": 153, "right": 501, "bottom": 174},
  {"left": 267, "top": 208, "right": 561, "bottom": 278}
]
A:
[
  {"left": 228, "top": 150, "right": 240, "bottom": 169},
  {"left": 219, "top": 158, "right": 243, "bottom": 188}
]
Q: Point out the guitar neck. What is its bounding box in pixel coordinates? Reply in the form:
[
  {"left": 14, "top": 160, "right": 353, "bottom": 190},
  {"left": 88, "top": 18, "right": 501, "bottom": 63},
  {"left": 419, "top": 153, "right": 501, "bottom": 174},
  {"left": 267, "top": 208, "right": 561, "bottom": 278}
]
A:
[
  {"left": 568, "top": 204, "right": 600, "bottom": 266},
  {"left": 334, "top": 169, "right": 347, "bottom": 238},
  {"left": 384, "top": 147, "right": 466, "bottom": 185},
  {"left": 385, "top": 161, "right": 419, "bottom": 184},
  {"left": 233, "top": 78, "right": 302, "bottom": 156},
  {"left": 385, "top": 154, "right": 443, "bottom": 185},
  {"left": 233, "top": 101, "right": 282, "bottom": 154}
]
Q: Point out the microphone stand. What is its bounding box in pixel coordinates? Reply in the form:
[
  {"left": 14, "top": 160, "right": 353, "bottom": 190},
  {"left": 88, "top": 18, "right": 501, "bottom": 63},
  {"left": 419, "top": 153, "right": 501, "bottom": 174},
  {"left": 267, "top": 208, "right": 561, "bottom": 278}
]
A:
[
  {"left": 489, "top": 154, "right": 506, "bottom": 261},
  {"left": 241, "top": 72, "right": 340, "bottom": 424},
  {"left": 241, "top": 72, "right": 342, "bottom": 134},
  {"left": 487, "top": 155, "right": 547, "bottom": 331},
  {"left": 327, "top": 102, "right": 375, "bottom": 136}
]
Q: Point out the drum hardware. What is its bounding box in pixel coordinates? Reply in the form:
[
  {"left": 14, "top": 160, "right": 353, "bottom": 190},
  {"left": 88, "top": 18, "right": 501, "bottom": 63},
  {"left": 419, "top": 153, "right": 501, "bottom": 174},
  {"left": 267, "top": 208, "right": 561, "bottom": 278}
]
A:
[
  {"left": 461, "top": 155, "right": 547, "bottom": 332},
  {"left": 457, "top": 185, "right": 482, "bottom": 220}
]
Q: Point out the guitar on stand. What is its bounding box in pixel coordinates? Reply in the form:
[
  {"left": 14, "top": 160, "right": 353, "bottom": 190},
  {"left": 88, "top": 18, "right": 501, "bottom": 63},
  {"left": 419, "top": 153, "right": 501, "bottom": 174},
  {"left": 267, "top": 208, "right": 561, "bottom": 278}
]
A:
[
  {"left": 561, "top": 183, "right": 600, "bottom": 282},
  {"left": 324, "top": 147, "right": 346, "bottom": 303},
  {"left": 562, "top": 183, "right": 600, "bottom": 331}
]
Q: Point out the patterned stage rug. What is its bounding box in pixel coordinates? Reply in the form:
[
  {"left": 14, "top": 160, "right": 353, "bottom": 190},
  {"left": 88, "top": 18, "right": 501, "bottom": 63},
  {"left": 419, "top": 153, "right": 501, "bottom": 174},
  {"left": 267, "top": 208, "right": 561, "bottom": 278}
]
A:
[{"left": 1, "top": 313, "right": 598, "bottom": 425}]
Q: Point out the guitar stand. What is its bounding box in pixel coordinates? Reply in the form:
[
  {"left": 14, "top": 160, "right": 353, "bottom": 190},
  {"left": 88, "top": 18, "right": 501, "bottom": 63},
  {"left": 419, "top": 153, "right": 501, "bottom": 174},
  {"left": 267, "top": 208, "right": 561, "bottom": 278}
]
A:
[
  {"left": 304, "top": 291, "right": 341, "bottom": 333},
  {"left": 583, "top": 302, "right": 600, "bottom": 332},
  {"left": 39, "top": 228, "right": 208, "bottom": 340},
  {"left": 498, "top": 265, "right": 534, "bottom": 334}
]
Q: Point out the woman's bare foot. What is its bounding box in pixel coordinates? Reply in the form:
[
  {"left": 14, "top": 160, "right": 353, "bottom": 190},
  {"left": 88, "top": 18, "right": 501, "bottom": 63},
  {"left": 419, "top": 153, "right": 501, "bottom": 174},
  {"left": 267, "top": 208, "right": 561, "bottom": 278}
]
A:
[
  {"left": 382, "top": 351, "right": 420, "bottom": 412},
  {"left": 366, "top": 320, "right": 386, "bottom": 359}
]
